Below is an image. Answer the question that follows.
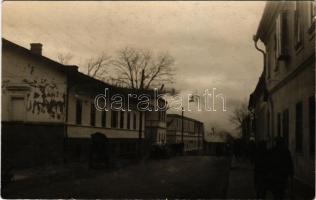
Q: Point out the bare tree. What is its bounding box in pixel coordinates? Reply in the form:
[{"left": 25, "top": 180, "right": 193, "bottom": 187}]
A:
[
  {"left": 86, "top": 53, "right": 112, "bottom": 81},
  {"left": 57, "top": 52, "right": 74, "bottom": 65},
  {"left": 111, "top": 47, "right": 175, "bottom": 90},
  {"left": 229, "top": 101, "right": 249, "bottom": 131}
]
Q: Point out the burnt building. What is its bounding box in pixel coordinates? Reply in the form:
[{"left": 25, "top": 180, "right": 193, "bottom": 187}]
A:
[
  {"left": 2, "top": 39, "right": 69, "bottom": 168},
  {"left": 2, "top": 38, "right": 146, "bottom": 168}
]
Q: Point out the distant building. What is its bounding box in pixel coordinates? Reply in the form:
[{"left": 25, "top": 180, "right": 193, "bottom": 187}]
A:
[
  {"left": 66, "top": 71, "right": 145, "bottom": 160},
  {"left": 203, "top": 132, "right": 227, "bottom": 156},
  {"left": 248, "top": 73, "right": 269, "bottom": 143},
  {"left": 145, "top": 100, "right": 167, "bottom": 145},
  {"left": 166, "top": 114, "right": 204, "bottom": 153},
  {"left": 252, "top": 1, "right": 315, "bottom": 188}
]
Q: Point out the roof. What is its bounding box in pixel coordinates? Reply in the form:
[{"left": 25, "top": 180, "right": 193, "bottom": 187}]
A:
[
  {"left": 204, "top": 132, "right": 227, "bottom": 143},
  {"left": 167, "top": 114, "right": 204, "bottom": 124},
  {"left": 2, "top": 38, "right": 78, "bottom": 73},
  {"left": 254, "top": 2, "right": 281, "bottom": 43},
  {"left": 3, "top": 38, "right": 166, "bottom": 100},
  {"left": 248, "top": 72, "right": 268, "bottom": 109}
]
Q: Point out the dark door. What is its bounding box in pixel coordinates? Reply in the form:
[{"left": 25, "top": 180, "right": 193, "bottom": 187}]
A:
[{"left": 282, "top": 109, "right": 289, "bottom": 148}]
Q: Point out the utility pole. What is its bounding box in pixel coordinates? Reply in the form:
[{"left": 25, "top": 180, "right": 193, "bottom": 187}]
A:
[{"left": 181, "top": 106, "right": 184, "bottom": 143}]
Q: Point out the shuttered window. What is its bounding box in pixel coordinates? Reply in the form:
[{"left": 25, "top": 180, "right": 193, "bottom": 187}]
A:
[
  {"left": 275, "top": 11, "right": 289, "bottom": 60},
  {"left": 101, "top": 111, "right": 106, "bottom": 127},
  {"left": 309, "top": 96, "right": 315, "bottom": 156},
  {"left": 294, "top": 2, "right": 303, "bottom": 48},
  {"left": 282, "top": 109, "right": 289, "bottom": 148},
  {"left": 277, "top": 113, "right": 281, "bottom": 137},
  {"left": 11, "top": 97, "right": 25, "bottom": 121},
  {"left": 90, "top": 103, "right": 96, "bottom": 126},
  {"left": 127, "top": 112, "right": 131, "bottom": 129},
  {"left": 76, "top": 99, "right": 82, "bottom": 125},
  {"left": 310, "top": 2, "right": 316, "bottom": 27},
  {"left": 133, "top": 113, "right": 137, "bottom": 130},
  {"left": 295, "top": 102, "right": 303, "bottom": 153},
  {"left": 120, "top": 111, "right": 124, "bottom": 129},
  {"left": 111, "top": 111, "right": 118, "bottom": 128}
]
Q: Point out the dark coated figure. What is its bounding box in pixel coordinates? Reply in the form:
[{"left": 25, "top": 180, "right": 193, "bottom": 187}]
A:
[
  {"left": 270, "top": 138, "right": 294, "bottom": 199},
  {"left": 254, "top": 141, "right": 269, "bottom": 198}
]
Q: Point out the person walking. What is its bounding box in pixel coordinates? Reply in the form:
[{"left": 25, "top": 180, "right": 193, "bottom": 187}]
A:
[
  {"left": 254, "top": 141, "right": 268, "bottom": 198},
  {"left": 270, "top": 138, "right": 294, "bottom": 199}
]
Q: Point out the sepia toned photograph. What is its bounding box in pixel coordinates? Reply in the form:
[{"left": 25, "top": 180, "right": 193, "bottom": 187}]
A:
[{"left": 1, "top": 1, "right": 315, "bottom": 199}]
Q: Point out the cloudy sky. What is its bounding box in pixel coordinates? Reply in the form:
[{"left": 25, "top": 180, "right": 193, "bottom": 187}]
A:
[{"left": 3, "top": 1, "right": 265, "bottom": 136}]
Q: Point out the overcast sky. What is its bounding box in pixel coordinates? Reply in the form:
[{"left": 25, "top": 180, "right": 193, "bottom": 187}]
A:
[{"left": 3, "top": 1, "right": 265, "bottom": 137}]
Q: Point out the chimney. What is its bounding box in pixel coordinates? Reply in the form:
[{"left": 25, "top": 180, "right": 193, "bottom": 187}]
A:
[{"left": 30, "top": 43, "right": 42, "bottom": 55}]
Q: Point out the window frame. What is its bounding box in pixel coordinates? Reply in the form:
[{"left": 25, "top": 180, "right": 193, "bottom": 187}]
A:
[
  {"left": 273, "top": 33, "right": 279, "bottom": 72},
  {"left": 266, "top": 52, "right": 271, "bottom": 79},
  {"left": 275, "top": 11, "right": 289, "bottom": 61},
  {"left": 127, "top": 111, "right": 131, "bottom": 129},
  {"left": 111, "top": 110, "right": 118, "bottom": 128},
  {"left": 10, "top": 95, "right": 26, "bottom": 121},
  {"left": 295, "top": 101, "right": 303, "bottom": 153},
  {"left": 294, "top": 2, "right": 304, "bottom": 50},
  {"left": 120, "top": 111, "right": 125, "bottom": 129},
  {"left": 76, "top": 99, "right": 82, "bottom": 125},
  {"left": 90, "top": 102, "right": 96, "bottom": 126},
  {"left": 101, "top": 110, "right": 107, "bottom": 127},
  {"left": 133, "top": 112, "right": 137, "bottom": 130},
  {"left": 308, "top": 1, "right": 316, "bottom": 32},
  {"left": 277, "top": 112, "right": 281, "bottom": 137},
  {"left": 282, "top": 109, "right": 290, "bottom": 148},
  {"left": 309, "top": 96, "right": 315, "bottom": 157}
]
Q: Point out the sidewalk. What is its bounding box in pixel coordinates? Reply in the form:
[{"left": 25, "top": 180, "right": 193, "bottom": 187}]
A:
[
  {"left": 226, "top": 158, "right": 256, "bottom": 199},
  {"left": 226, "top": 158, "right": 315, "bottom": 199},
  {"left": 2, "top": 157, "right": 140, "bottom": 193}
]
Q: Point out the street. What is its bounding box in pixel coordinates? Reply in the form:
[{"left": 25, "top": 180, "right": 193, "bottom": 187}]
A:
[{"left": 3, "top": 156, "right": 231, "bottom": 199}]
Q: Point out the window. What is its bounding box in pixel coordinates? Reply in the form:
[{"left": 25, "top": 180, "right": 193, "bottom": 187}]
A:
[
  {"left": 309, "top": 96, "right": 315, "bottom": 156},
  {"left": 127, "top": 112, "right": 131, "bottom": 129},
  {"left": 295, "top": 102, "right": 303, "bottom": 153},
  {"left": 133, "top": 113, "right": 137, "bottom": 130},
  {"left": 111, "top": 111, "right": 118, "bottom": 128},
  {"left": 282, "top": 109, "right": 290, "bottom": 148},
  {"left": 275, "top": 11, "right": 289, "bottom": 59},
  {"left": 267, "top": 111, "right": 270, "bottom": 138},
  {"left": 294, "top": 2, "right": 303, "bottom": 49},
  {"left": 309, "top": 1, "right": 316, "bottom": 29},
  {"left": 101, "top": 111, "right": 106, "bottom": 127},
  {"left": 76, "top": 99, "right": 82, "bottom": 125},
  {"left": 266, "top": 53, "right": 271, "bottom": 79},
  {"left": 90, "top": 103, "right": 96, "bottom": 126},
  {"left": 273, "top": 34, "right": 279, "bottom": 71},
  {"left": 277, "top": 113, "right": 281, "bottom": 137},
  {"left": 11, "top": 97, "right": 25, "bottom": 121},
  {"left": 120, "top": 111, "right": 124, "bottom": 129},
  {"left": 158, "top": 111, "right": 165, "bottom": 122}
]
